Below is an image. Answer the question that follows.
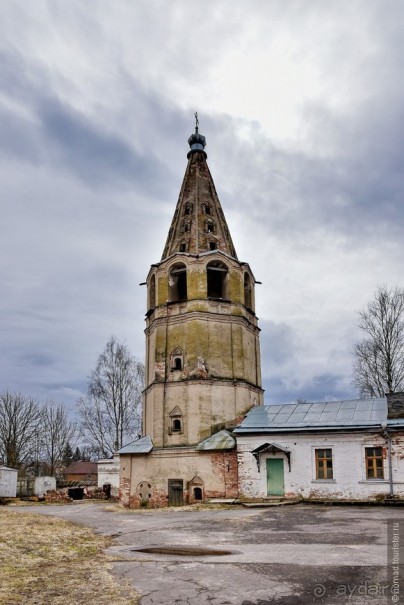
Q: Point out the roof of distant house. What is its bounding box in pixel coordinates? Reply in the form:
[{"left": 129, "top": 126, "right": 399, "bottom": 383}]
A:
[{"left": 63, "top": 461, "right": 98, "bottom": 475}]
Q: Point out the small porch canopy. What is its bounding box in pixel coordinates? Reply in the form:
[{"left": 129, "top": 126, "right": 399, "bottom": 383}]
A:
[{"left": 251, "top": 442, "right": 291, "bottom": 471}]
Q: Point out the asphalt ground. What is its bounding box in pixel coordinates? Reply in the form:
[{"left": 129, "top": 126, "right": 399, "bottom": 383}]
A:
[{"left": 10, "top": 501, "right": 404, "bottom": 604}]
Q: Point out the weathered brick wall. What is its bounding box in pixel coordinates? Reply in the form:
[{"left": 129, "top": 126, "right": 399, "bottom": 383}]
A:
[{"left": 119, "top": 447, "right": 239, "bottom": 508}]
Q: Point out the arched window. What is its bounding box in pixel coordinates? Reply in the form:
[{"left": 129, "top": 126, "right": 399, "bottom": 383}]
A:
[
  {"left": 193, "top": 487, "right": 203, "bottom": 500},
  {"left": 244, "top": 272, "right": 252, "bottom": 309},
  {"left": 169, "top": 406, "right": 183, "bottom": 434},
  {"left": 169, "top": 263, "right": 187, "bottom": 302},
  {"left": 148, "top": 274, "right": 156, "bottom": 310},
  {"left": 209, "top": 242, "right": 217, "bottom": 250},
  {"left": 184, "top": 203, "right": 193, "bottom": 215},
  {"left": 172, "top": 418, "right": 182, "bottom": 432},
  {"left": 202, "top": 203, "right": 211, "bottom": 215},
  {"left": 207, "top": 261, "right": 228, "bottom": 299},
  {"left": 170, "top": 347, "right": 184, "bottom": 372}
]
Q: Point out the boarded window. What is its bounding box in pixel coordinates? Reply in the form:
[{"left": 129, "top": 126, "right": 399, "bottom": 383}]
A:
[
  {"left": 315, "top": 448, "right": 333, "bottom": 479},
  {"left": 365, "top": 447, "right": 384, "bottom": 479}
]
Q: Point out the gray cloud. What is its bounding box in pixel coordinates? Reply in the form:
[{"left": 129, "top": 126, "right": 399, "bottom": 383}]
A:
[{"left": 0, "top": 1, "right": 403, "bottom": 413}]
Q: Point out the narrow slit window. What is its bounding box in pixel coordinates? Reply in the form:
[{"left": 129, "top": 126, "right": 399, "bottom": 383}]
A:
[
  {"left": 244, "top": 272, "right": 252, "bottom": 309},
  {"left": 148, "top": 274, "right": 156, "bottom": 310}
]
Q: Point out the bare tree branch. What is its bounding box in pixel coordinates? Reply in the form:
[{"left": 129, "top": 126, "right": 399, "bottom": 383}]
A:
[
  {"left": 41, "top": 401, "right": 76, "bottom": 475},
  {"left": 353, "top": 286, "right": 404, "bottom": 397},
  {"left": 0, "top": 391, "right": 41, "bottom": 468},
  {"left": 78, "top": 336, "right": 144, "bottom": 457}
]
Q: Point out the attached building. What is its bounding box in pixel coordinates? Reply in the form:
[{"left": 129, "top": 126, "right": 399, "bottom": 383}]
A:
[{"left": 235, "top": 393, "right": 404, "bottom": 501}]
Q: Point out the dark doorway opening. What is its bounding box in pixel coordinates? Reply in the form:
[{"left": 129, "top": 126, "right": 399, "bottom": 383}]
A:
[
  {"left": 168, "top": 479, "right": 184, "bottom": 506},
  {"left": 193, "top": 487, "right": 203, "bottom": 501},
  {"left": 68, "top": 487, "right": 84, "bottom": 500}
]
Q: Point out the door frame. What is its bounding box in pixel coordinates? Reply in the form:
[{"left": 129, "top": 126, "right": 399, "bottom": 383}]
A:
[{"left": 266, "top": 457, "right": 285, "bottom": 496}]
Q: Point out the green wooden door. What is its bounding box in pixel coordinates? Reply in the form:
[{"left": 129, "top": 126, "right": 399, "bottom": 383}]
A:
[{"left": 266, "top": 458, "right": 284, "bottom": 496}]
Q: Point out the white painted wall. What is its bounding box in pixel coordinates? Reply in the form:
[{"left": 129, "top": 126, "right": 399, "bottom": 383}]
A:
[
  {"left": 237, "top": 431, "right": 404, "bottom": 501},
  {"left": 0, "top": 465, "right": 18, "bottom": 497},
  {"left": 97, "top": 454, "right": 120, "bottom": 493}
]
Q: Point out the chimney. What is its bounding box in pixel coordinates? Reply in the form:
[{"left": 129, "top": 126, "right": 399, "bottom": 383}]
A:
[{"left": 386, "top": 392, "right": 404, "bottom": 419}]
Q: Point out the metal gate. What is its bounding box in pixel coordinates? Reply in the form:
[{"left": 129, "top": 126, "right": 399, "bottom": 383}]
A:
[{"left": 168, "top": 479, "right": 184, "bottom": 506}]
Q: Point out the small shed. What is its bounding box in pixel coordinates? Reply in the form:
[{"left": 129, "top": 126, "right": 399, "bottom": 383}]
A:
[
  {"left": 0, "top": 465, "right": 18, "bottom": 498},
  {"left": 17, "top": 476, "right": 56, "bottom": 497},
  {"left": 97, "top": 454, "right": 120, "bottom": 497}
]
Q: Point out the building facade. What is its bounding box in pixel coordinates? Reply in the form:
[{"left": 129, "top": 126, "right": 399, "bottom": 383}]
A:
[
  {"left": 119, "top": 122, "right": 263, "bottom": 507},
  {"left": 235, "top": 393, "right": 404, "bottom": 501}
]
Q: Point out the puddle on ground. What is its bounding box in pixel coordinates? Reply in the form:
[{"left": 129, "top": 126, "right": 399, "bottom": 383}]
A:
[{"left": 133, "top": 545, "right": 237, "bottom": 556}]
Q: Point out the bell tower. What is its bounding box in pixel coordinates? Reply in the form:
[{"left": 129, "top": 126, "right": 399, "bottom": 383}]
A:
[{"left": 143, "top": 118, "right": 263, "bottom": 448}]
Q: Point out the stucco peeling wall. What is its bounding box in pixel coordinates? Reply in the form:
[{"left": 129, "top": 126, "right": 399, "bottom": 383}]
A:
[{"left": 237, "top": 432, "right": 404, "bottom": 501}]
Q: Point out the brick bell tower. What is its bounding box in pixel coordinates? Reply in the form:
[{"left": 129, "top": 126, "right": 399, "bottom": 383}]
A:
[{"left": 143, "top": 117, "right": 263, "bottom": 448}]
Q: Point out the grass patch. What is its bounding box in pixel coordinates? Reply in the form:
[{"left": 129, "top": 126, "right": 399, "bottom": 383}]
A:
[{"left": 0, "top": 510, "right": 140, "bottom": 605}]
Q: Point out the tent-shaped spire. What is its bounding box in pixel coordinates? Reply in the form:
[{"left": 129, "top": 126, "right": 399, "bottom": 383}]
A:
[{"left": 161, "top": 118, "right": 238, "bottom": 260}]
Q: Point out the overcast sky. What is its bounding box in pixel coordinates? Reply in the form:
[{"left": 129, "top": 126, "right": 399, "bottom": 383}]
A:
[{"left": 1, "top": 1, "right": 403, "bottom": 412}]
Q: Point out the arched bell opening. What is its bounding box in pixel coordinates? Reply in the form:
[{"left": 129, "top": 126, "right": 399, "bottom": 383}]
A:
[{"left": 207, "top": 261, "right": 228, "bottom": 300}]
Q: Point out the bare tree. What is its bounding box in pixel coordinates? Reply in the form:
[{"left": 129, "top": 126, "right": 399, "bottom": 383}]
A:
[
  {"left": 78, "top": 336, "right": 144, "bottom": 457},
  {"left": 41, "top": 402, "right": 76, "bottom": 475},
  {"left": 0, "top": 391, "right": 41, "bottom": 468},
  {"left": 353, "top": 286, "right": 404, "bottom": 397}
]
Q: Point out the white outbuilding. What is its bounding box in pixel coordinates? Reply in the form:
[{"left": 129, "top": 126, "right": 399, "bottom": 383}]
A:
[
  {"left": 0, "top": 465, "right": 18, "bottom": 498},
  {"left": 235, "top": 393, "right": 404, "bottom": 502},
  {"left": 97, "top": 454, "right": 120, "bottom": 497}
]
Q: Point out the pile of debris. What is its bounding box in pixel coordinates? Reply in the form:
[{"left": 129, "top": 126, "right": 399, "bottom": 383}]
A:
[{"left": 44, "top": 490, "right": 72, "bottom": 503}]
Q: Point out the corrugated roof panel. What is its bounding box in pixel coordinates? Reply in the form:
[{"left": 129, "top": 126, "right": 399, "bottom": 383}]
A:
[
  {"left": 287, "top": 413, "right": 306, "bottom": 423},
  {"left": 196, "top": 430, "right": 235, "bottom": 451},
  {"left": 340, "top": 401, "right": 357, "bottom": 409},
  {"left": 117, "top": 435, "right": 153, "bottom": 454},
  {"left": 235, "top": 397, "right": 388, "bottom": 433},
  {"left": 336, "top": 409, "right": 355, "bottom": 420}
]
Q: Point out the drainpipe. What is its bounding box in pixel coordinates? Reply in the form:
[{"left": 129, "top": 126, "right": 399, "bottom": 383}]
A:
[{"left": 381, "top": 421, "right": 394, "bottom": 498}]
